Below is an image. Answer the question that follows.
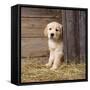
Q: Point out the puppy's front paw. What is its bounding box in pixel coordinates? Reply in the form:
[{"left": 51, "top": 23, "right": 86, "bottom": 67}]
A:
[
  {"left": 45, "top": 63, "right": 51, "bottom": 68},
  {"left": 50, "top": 66, "right": 57, "bottom": 70}
]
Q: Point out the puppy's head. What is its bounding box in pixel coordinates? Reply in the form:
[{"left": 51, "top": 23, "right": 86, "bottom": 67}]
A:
[{"left": 44, "top": 22, "right": 63, "bottom": 40}]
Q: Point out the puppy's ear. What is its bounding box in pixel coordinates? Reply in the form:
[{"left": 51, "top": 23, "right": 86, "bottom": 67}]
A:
[
  {"left": 44, "top": 25, "right": 48, "bottom": 37},
  {"left": 60, "top": 24, "right": 63, "bottom": 33},
  {"left": 62, "top": 26, "right": 63, "bottom": 38},
  {"left": 60, "top": 24, "right": 63, "bottom": 38},
  {"left": 60, "top": 24, "right": 63, "bottom": 31}
]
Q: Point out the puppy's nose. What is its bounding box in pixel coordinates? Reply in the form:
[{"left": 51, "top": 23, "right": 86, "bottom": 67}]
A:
[{"left": 51, "top": 33, "right": 54, "bottom": 37}]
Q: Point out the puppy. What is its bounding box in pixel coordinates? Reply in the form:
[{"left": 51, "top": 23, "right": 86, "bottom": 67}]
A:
[{"left": 44, "top": 22, "right": 64, "bottom": 70}]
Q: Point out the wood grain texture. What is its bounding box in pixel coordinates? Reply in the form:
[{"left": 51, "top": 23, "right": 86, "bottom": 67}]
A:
[
  {"left": 66, "top": 10, "right": 76, "bottom": 63},
  {"left": 21, "top": 38, "right": 49, "bottom": 57},
  {"left": 73, "top": 11, "right": 80, "bottom": 64},
  {"left": 62, "top": 10, "right": 87, "bottom": 64},
  {"left": 21, "top": 17, "right": 61, "bottom": 38},
  {"left": 79, "top": 11, "right": 86, "bottom": 63},
  {"left": 21, "top": 7, "right": 62, "bottom": 18},
  {"left": 21, "top": 7, "right": 62, "bottom": 58},
  {"left": 62, "top": 10, "right": 68, "bottom": 63},
  {"left": 21, "top": 7, "right": 87, "bottom": 64}
]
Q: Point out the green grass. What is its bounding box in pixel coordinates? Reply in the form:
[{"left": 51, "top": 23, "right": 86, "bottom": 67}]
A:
[{"left": 21, "top": 57, "right": 86, "bottom": 83}]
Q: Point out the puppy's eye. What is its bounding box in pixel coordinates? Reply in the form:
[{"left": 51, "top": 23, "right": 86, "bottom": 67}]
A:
[
  {"left": 49, "top": 28, "right": 52, "bottom": 30},
  {"left": 56, "top": 29, "right": 59, "bottom": 31}
]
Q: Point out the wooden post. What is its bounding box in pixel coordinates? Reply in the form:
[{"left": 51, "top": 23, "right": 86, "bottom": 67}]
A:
[
  {"left": 62, "top": 10, "right": 68, "bottom": 64},
  {"left": 79, "top": 11, "right": 86, "bottom": 63},
  {"left": 62, "top": 10, "right": 87, "bottom": 64},
  {"left": 73, "top": 11, "right": 80, "bottom": 64}
]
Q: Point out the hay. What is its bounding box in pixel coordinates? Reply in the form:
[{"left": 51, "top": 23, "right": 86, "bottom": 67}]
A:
[{"left": 21, "top": 57, "right": 86, "bottom": 83}]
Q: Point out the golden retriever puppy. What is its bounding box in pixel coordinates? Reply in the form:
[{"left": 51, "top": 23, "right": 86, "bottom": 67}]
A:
[{"left": 44, "top": 22, "right": 64, "bottom": 70}]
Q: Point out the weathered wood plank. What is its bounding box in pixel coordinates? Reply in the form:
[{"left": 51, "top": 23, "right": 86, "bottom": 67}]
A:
[
  {"left": 79, "top": 11, "right": 86, "bottom": 63},
  {"left": 21, "top": 17, "right": 62, "bottom": 28},
  {"left": 21, "top": 28, "right": 44, "bottom": 38},
  {"left": 21, "top": 17, "right": 62, "bottom": 37},
  {"left": 73, "top": 11, "right": 80, "bottom": 64},
  {"left": 21, "top": 7, "right": 62, "bottom": 18},
  {"left": 62, "top": 10, "right": 87, "bottom": 64},
  {"left": 62, "top": 10, "right": 68, "bottom": 63},
  {"left": 65, "top": 10, "right": 76, "bottom": 63},
  {"left": 21, "top": 38, "right": 49, "bottom": 57}
]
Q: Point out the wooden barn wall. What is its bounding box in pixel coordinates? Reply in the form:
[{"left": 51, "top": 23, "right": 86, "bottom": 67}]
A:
[
  {"left": 21, "top": 7, "right": 62, "bottom": 58},
  {"left": 21, "top": 7, "right": 87, "bottom": 64},
  {"left": 62, "top": 10, "right": 87, "bottom": 64}
]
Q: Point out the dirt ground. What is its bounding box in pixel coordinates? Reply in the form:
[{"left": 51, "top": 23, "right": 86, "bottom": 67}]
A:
[{"left": 21, "top": 57, "right": 86, "bottom": 83}]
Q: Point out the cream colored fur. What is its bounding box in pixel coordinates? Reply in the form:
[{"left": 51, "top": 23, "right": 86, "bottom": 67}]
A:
[{"left": 44, "top": 22, "right": 63, "bottom": 70}]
